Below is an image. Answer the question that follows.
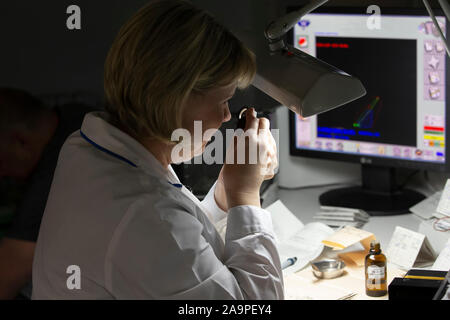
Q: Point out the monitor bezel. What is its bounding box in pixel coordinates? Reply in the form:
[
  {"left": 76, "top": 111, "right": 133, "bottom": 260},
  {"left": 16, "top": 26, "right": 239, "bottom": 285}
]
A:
[{"left": 288, "top": 6, "right": 450, "bottom": 172}]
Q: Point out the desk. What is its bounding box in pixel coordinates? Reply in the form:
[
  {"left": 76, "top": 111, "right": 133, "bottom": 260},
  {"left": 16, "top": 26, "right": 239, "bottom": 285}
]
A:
[
  {"left": 277, "top": 185, "right": 426, "bottom": 248},
  {"left": 276, "top": 184, "right": 428, "bottom": 300}
]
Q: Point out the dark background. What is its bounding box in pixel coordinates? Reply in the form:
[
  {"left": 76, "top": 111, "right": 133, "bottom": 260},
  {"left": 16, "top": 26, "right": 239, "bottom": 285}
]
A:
[
  {"left": 316, "top": 37, "right": 417, "bottom": 147},
  {"left": 0, "top": 0, "right": 438, "bottom": 196}
]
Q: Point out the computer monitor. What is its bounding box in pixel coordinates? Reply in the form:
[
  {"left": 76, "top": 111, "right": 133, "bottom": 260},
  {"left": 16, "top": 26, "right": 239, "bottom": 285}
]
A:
[{"left": 288, "top": 7, "right": 450, "bottom": 216}]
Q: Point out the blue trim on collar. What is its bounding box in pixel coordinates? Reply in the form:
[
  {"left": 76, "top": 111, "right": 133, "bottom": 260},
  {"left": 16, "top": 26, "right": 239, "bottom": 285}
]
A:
[
  {"left": 169, "top": 183, "right": 183, "bottom": 188},
  {"left": 80, "top": 130, "right": 138, "bottom": 167},
  {"left": 80, "top": 130, "right": 183, "bottom": 189}
]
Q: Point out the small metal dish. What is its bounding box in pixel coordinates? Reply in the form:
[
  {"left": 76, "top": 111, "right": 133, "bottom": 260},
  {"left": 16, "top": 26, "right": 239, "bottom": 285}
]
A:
[{"left": 311, "top": 259, "right": 346, "bottom": 279}]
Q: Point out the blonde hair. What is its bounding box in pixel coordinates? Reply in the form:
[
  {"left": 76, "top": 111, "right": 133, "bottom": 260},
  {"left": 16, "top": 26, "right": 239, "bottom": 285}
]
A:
[{"left": 104, "top": 0, "right": 256, "bottom": 144}]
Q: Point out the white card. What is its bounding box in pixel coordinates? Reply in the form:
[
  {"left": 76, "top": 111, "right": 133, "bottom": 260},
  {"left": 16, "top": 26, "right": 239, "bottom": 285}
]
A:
[
  {"left": 437, "top": 179, "right": 450, "bottom": 217},
  {"left": 385, "top": 226, "right": 436, "bottom": 270},
  {"left": 409, "top": 191, "right": 442, "bottom": 220},
  {"left": 432, "top": 238, "right": 450, "bottom": 271}
]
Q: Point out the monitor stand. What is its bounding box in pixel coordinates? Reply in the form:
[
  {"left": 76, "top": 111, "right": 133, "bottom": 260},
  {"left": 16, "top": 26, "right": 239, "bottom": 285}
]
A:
[{"left": 319, "top": 165, "right": 426, "bottom": 216}]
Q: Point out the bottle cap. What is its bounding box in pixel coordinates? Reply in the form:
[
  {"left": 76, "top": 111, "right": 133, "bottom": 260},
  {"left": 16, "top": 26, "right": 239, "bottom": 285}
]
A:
[{"left": 370, "top": 240, "right": 380, "bottom": 248}]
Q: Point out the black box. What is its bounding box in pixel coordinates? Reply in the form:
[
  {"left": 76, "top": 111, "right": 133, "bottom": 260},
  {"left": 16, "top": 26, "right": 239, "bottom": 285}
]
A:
[{"left": 388, "top": 269, "right": 447, "bottom": 300}]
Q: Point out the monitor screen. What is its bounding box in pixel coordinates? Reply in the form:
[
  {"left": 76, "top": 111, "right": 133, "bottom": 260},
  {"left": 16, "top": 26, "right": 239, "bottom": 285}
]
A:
[{"left": 289, "top": 8, "right": 449, "bottom": 172}]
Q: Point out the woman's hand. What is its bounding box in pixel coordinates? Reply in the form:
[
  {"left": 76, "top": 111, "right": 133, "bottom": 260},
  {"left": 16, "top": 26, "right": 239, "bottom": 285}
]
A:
[{"left": 216, "top": 108, "right": 278, "bottom": 210}]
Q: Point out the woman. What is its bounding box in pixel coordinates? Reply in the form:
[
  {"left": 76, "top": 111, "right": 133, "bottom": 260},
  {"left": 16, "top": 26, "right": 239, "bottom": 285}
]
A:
[{"left": 32, "top": 0, "right": 282, "bottom": 299}]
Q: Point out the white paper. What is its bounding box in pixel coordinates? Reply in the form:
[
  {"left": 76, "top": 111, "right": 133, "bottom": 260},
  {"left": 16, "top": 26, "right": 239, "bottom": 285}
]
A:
[
  {"left": 284, "top": 272, "right": 355, "bottom": 300},
  {"left": 432, "top": 238, "right": 450, "bottom": 271},
  {"left": 322, "top": 226, "right": 375, "bottom": 250},
  {"left": 266, "top": 199, "right": 304, "bottom": 243},
  {"left": 433, "top": 212, "right": 448, "bottom": 219},
  {"left": 265, "top": 200, "right": 335, "bottom": 273},
  {"left": 437, "top": 179, "right": 450, "bottom": 217},
  {"left": 313, "top": 219, "right": 365, "bottom": 229},
  {"left": 385, "top": 226, "right": 435, "bottom": 270},
  {"left": 410, "top": 191, "right": 442, "bottom": 220}
]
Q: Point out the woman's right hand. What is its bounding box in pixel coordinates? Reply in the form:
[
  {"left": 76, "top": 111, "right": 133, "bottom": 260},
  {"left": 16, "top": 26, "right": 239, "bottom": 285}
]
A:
[{"left": 219, "top": 108, "right": 278, "bottom": 209}]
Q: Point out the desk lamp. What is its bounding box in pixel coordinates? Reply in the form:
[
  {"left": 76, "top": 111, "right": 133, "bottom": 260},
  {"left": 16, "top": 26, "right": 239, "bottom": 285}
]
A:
[{"left": 247, "top": 0, "right": 367, "bottom": 118}]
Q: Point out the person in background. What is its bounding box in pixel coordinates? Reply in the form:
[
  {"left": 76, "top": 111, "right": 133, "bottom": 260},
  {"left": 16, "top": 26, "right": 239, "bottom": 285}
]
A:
[
  {"left": 0, "top": 88, "right": 95, "bottom": 299},
  {"left": 32, "top": 0, "right": 282, "bottom": 299}
]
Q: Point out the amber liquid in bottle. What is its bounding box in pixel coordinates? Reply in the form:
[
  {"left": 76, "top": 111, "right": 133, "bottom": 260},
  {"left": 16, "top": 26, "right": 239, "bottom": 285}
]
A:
[{"left": 365, "top": 240, "right": 387, "bottom": 297}]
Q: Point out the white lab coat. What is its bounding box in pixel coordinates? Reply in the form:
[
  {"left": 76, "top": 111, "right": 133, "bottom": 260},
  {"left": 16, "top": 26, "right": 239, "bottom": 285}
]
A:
[{"left": 32, "top": 112, "right": 284, "bottom": 299}]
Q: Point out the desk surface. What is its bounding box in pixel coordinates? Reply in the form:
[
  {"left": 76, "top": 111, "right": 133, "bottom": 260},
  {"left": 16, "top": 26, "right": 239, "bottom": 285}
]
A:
[
  {"left": 277, "top": 185, "right": 426, "bottom": 248},
  {"left": 277, "top": 185, "right": 426, "bottom": 300}
]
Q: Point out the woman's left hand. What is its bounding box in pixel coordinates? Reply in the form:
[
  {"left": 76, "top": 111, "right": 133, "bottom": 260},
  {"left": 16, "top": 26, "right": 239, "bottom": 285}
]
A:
[{"left": 214, "top": 127, "right": 278, "bottom": 213}]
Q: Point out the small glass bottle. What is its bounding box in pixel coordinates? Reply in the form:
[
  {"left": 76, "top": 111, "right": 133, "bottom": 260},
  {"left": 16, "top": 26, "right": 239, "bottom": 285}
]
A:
[{"left": 365, "top": 240, "right": 387, "bottom": 297}]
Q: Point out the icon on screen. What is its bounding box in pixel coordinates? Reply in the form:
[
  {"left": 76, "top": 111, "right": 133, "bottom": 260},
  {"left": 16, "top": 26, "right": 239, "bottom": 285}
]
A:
[
  {"left": 428, "top": 72, "right": 440, "bottom": 84},
  {"left": 404, "top": 148, "right": 412, "bottom": 158},
  {"left": 298, "top": 36, "right": 309, "bottom": 48},
  {"left": 298, "top": 20, "right": 311, "bottom": 30},
  {"left": 436, "top": 41, "right": 445, "bottom": 53},
  {"left": 428, "top": 56, "right": 440, "bottom": 70},
  {"left": 428, "top": 86, "right": 441, "bottom": 100},
  {"left": 424, "top": 41, "right": 434, "bottom": 52},
  {"left": 419, "top": 21, "right": 445, "bottom": 37}
]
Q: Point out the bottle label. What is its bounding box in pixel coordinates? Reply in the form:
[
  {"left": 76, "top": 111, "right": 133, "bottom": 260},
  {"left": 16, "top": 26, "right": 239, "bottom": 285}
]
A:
[
  {"left": 367, "top": 265, "right": 385, "bottom": 290},
  {"left": 367, "top": 265, "right": 385, "bottom": 279}
]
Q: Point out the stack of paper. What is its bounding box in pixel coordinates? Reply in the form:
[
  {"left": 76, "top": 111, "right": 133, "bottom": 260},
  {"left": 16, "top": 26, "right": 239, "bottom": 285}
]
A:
[
  {"left": 313, "top": 206, "right": 370, "bottom": 229},
  {"left": 412, "top": 179, "right": 450, "bottom": 220},
  {"left": 409, "top": 191, "right": 442, "bottom": 220},
  {"left": 436, "top": 180, "right": 450, "bottom": 219}
]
